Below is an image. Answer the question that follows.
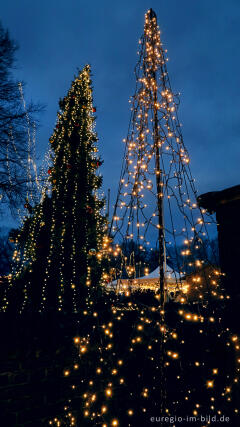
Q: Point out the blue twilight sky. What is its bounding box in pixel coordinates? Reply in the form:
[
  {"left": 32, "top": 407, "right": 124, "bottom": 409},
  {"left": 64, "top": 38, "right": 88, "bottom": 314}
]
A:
[{"left": 1, "top": 0, "right": 240, "bottom": 227}]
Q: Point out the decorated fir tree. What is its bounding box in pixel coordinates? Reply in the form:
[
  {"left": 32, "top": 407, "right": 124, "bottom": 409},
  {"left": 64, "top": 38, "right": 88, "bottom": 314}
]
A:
[{"left": 3, "top": 65, "right": 106, "bottom": 313}]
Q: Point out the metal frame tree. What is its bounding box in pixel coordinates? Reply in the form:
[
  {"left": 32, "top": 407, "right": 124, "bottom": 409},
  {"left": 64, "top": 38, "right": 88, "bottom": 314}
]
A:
[{"left": 110, "top": 9, "right": 219, "bottom": 304}]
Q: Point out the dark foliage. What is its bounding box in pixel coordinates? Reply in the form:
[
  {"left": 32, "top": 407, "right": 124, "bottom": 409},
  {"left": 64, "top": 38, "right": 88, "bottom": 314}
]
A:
[{"left": 0, "top": 22, "right": 43, "bottom": 213}]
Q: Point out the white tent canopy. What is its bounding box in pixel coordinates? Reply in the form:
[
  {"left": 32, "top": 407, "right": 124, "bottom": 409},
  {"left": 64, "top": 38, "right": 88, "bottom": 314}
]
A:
[
  {"left": 108, "top": 266, "right": 187, "bottom": 294},
  {"left": 138, "top": 267, "right": 183, "bottom": 282}
]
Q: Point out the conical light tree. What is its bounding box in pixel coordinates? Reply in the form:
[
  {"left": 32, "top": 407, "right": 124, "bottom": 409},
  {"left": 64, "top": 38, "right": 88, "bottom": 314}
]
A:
[
  {"left": 48, "top": 10, "right": 239, "bottom": 427},
  {"left": 110, "top": 8, "right": 221, "bottom": 304},
  {"left": 3, "top": 65, "right": 107, "bottom": 313}
]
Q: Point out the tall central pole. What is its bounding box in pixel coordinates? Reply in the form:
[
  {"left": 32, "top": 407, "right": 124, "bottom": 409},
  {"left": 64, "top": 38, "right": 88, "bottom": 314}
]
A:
[
  {"left": 148, "top": 9, "right": 165, "bottom": 308},
  {"left": 147, "top": 13, "right": 166, "bottom": 421},
  {"left": 148, "top": 13, "right": 166, "bottom": 419}
]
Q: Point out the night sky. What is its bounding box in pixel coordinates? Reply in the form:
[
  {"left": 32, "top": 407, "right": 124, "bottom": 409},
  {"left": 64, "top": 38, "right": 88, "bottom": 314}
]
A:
[{"left": 1, "top": 0, "right": 240, "bottom": 225}]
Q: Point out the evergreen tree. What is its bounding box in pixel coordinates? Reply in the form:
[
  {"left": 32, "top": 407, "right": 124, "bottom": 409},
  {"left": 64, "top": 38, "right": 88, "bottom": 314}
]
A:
[{"left": 3, "top": 65, "right": 106, "bottom": 313}]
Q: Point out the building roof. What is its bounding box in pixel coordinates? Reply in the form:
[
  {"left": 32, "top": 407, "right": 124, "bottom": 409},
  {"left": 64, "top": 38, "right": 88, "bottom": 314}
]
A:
[{"left": 197, "top": 184, "right": 240, "bottom": 213}]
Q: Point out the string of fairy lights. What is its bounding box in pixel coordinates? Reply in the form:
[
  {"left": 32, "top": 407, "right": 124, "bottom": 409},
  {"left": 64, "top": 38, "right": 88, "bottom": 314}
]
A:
[
  {"left": 1, "top": 8, "right": 238, "bottom": 426},
  {"left": 2, "top": 65, "right": 106, "bottom": 313},
  {"left": 4, "top": 81, "right": 47, "bottom": 219},
  {"left": 1, "top": 83, "right": 47, "bottom": 312},
  {"left": 109, "top": 9, "right": 219, "bottom": 300},
  {"left": 49, "top": 300, "right": 239, "bottom": 426},
  {"left": 40, "top": 65, "right": 105, "bottom": 312},
  {"left": 48, "top": 9, "right": 239, "bottom": 427}
]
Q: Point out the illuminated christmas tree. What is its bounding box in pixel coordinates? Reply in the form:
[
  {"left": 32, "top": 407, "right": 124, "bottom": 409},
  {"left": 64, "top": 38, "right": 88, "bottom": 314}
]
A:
[
  {"left": 3, "top": 65, "right": 106, "bottom": 313},
  {"left": 109, "top": 8, "right": 221, "bottom": 302},
  {"left": 48, "top": 10, "right": 239, "bottom": 427}
]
